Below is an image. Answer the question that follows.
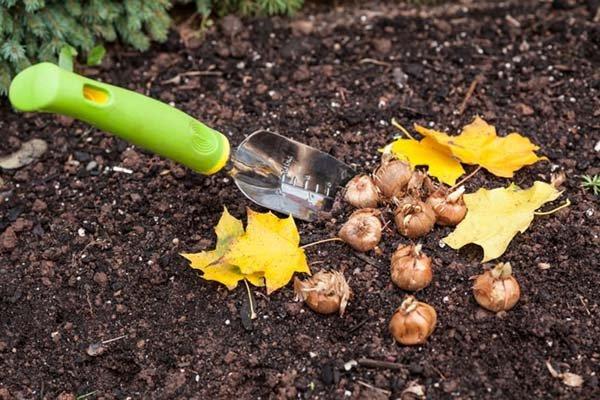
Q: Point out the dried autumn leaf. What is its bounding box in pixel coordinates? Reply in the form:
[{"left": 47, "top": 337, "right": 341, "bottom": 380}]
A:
[
  {"left": 416, "top": 117, "right": 546, "bottom": 178},
  {"left": 181, "top": 208, "right": 264, "bottom": 290},
  {"left": 223, "top": 209, "right": 310, "bottom": 294},
  {"left": 443, "top": 181, "right": 562, "bottom": 262},
  {"left": 388, "top": 137, "right": 465, "bottom": 185}
]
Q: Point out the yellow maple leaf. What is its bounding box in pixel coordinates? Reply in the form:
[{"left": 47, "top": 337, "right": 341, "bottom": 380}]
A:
[
  {"left": 443, "top": 181, "right": 562, "bottom": 262},
  {"left": 223, "top": 209, "right": 310, "bottom": 294},
  {"left": 181, "top": 208, "right": 264, "bottom": 290},
  {"left": 416, "top": 117, "right": 546, "bottom": 178},
  {"left": 389, "top": 136, "right": 465, "bottom": 185}
]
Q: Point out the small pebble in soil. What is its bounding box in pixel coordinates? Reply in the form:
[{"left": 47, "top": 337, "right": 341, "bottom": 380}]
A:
[{"left": 86, "top": 342, "right": 106, "bottom": 357}]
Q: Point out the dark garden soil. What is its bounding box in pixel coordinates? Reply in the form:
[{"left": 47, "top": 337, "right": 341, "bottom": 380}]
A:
[{"left": 1, "top": 0, "right": 600, "bottom": 399}]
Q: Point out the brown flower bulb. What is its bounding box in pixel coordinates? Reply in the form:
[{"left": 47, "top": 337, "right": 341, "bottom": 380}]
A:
[
  {"left": 394, "top": 197, "right": 436, "bottom": 238},
  {"left": 389, "top": 296, "right": 437, "bottom": 345},
  {"left": 294, "top": 270, "right": 352, "bottom": 316},
  {"left": 473, "top": 262, "right": 521, "bottom": 312},
  {"left": 427, "top": 185, "right": 467, "bottom": 226},
  {"left": 344, "top": 175, "right": 380, "bottom": 208},
  {"left": 338, "top": 208, "right": 382, "bottom": 252},
  {"left": 390, "top": 244, "right": 433, "bottom": 291},
  {"left": 373, "top": 159, "right": 412, "bottom": 200}
]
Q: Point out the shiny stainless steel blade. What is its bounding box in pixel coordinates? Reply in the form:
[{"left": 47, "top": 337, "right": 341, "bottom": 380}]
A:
[{"left": 230, "top": 130, "right": 355, "bottom": 221}]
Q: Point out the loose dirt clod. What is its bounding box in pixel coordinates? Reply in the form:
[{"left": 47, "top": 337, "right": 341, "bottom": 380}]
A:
[{"left": 0, "top": 139, "right": 47, "bottom": 169}]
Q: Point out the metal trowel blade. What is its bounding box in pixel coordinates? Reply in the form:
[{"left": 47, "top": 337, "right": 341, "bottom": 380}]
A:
[{"left": 230, "top": 130, "right": 355, "bottom": 221}]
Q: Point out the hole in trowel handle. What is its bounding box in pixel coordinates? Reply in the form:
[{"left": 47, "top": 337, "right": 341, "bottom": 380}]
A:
[{"left": 83, "top": 84, "right": 110, "bottom": 104}]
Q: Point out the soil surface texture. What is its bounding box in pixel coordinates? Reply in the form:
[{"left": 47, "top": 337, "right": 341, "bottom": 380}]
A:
[{"left": 1, "top": 1, "right": 599, "bottom": 399}]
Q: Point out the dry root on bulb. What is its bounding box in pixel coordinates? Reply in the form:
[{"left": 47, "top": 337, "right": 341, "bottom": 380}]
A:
[
  {"left": 389, "top": 296, "right": 437, "bottom": 345},
  {"left": 344, "top": 175, "right": 380, "bottom": 208},
  {"left": 373, "top": 159, "right": 412, "bottom": 200},
  {"left": 338, "top": 208, "right": 382, "bottom": 252},
  {"left": 473, "top": 262, "right": 521, "bottom": 312},
  {"left": 294, "top": 270, "right": 352, "bottom": 316},
  {"left": 390, "top": 243, "right": 433, "bottom": 291},
  {"left": 394, "top": 197, "right": 436, "bottom": 238},
  {"left": 426, "top": 185, "right": 467, "bottom": 226}
]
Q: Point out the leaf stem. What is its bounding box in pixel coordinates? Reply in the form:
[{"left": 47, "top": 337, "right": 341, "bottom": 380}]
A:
[
  {"left": 534, "top": 199, "right": 571, "bottom": 215},
  {"left": 391, "top": 118, "right": 417, "bottom": 141},
  {"left": 450, "top": 166, "right": 482, "bottom": 190},
  {"left": 243, "top": 279, "right": 257, "bottom": 320},
  {"left": 301, "top": 237, "right": 343, "bottom": 249}
]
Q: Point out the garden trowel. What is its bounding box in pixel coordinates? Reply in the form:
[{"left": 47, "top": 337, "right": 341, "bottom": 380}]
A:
[{"left": 8, "top": 63, "right": 354, "bottom": 221}]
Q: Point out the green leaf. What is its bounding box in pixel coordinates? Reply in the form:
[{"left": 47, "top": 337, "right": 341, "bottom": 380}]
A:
[
  {"left": 86, "top": 45, "right": 106, "bottom": 66},
  {"left": 58, "top": 44, "right": 77, "bottom": 71}
]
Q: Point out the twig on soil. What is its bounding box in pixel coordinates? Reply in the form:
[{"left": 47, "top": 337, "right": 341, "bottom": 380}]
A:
[
  {"left": 578, "top": 295, "right": 591, "bottom": 316},
  {"left": 381, "top": 217, "right": 393, "bottom": 234},
  {"left": 348, "top": 318, "right": 369, "bottom": 334},
  {"left": 358, "top": 58, "right": 392, "bottom": 68},
  {"left": 431, "top": 365, "right": 447, "bottom": 380},
  {"left": 457, "top": 74, "right": 483, "bottom": 115},
  {"left": 301, "top": 237, "right": 343, "bottom": 249},
  {"left": 76, "top": 391, "right": 97, "bottom": 400},
  {"left": 112, "top": 166, "right": 133, "bottom": 174},
  {"left": 356, "top": 380, "right": 391, "bottom": 395},
  {"left": 358, "top": 358, "right": 404, "bottom": 371},
  {"left": 101, "top": 334, "right": 127, "bottom": 345},
  {"left": 337, "top": 87, "right": 349, "bottom": 104},
  {"left": 161, "top": 70, "right": 223, "bottom": 85},
  {"left": 85, "top": 286, "right": 94, "bottom": 317},
  {"left": 145, "top": 74, "right": 157, "bottom": 96},
  {"left": 352, "top": 252, "right": 384, "bottom": 269}
]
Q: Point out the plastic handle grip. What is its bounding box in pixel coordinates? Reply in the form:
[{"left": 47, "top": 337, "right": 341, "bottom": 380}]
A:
[{"left": 8, "top": 63, "right": 230, "bottom": 175}]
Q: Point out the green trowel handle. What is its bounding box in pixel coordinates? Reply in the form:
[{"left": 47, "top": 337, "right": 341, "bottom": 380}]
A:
[{"left": 8, "top": 62, "right": 229, "bottom": 175}]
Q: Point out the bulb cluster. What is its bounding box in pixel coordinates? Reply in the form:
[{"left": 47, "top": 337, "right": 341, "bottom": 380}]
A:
[
  {"left": 339, "top": 157, "right": 521, "bottom": 346},
  {"left": 341, "top": 158, "right": 468, "bottom": 252}
]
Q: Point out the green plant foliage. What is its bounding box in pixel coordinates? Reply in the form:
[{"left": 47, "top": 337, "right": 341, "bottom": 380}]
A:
[
  {"left": 0, "top": 0, "right": 304, "bottom": 94},
  {"left": 581, "top": 174, "right": 600, "bottom": 195},
  {"left": 0, "top": 0, "right": 172, "bottom": 94},
  {"left": 86, "top": 45, "right": 107, "bottom": 66},
  {"left": 58, "top": 45, "right": 77, "bottom": 71},
  {"left": 191, "top": 0, "right": 303, "bottom": 17}
]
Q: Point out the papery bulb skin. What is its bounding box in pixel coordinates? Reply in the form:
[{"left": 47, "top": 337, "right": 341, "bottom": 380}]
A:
[
  {"left": 344, "top": 175, "right": 380, "bottom": 208},
  {"left": 338, "top": 208, "right": 382, "bottom": 252},
  {"left": 294, "top": 270, "right": 352, "bottom": 316},
  {"left": 427, "top": 186, "right": 467, "bottom": 226},
  {"left": 391, "top": 244, "right": 433, "bottom": 291},
  {"left": 389, "top": 296, "right": 437, "bottom": 345},
  {"left": 394, "top": 197, "right": 436, "bottom": 238},
  {"left": 373, "top": 160, "right": 412, "bottom": 200},
  {"left": 473, "top": 262, "right": 521, "bottom": 312}
]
